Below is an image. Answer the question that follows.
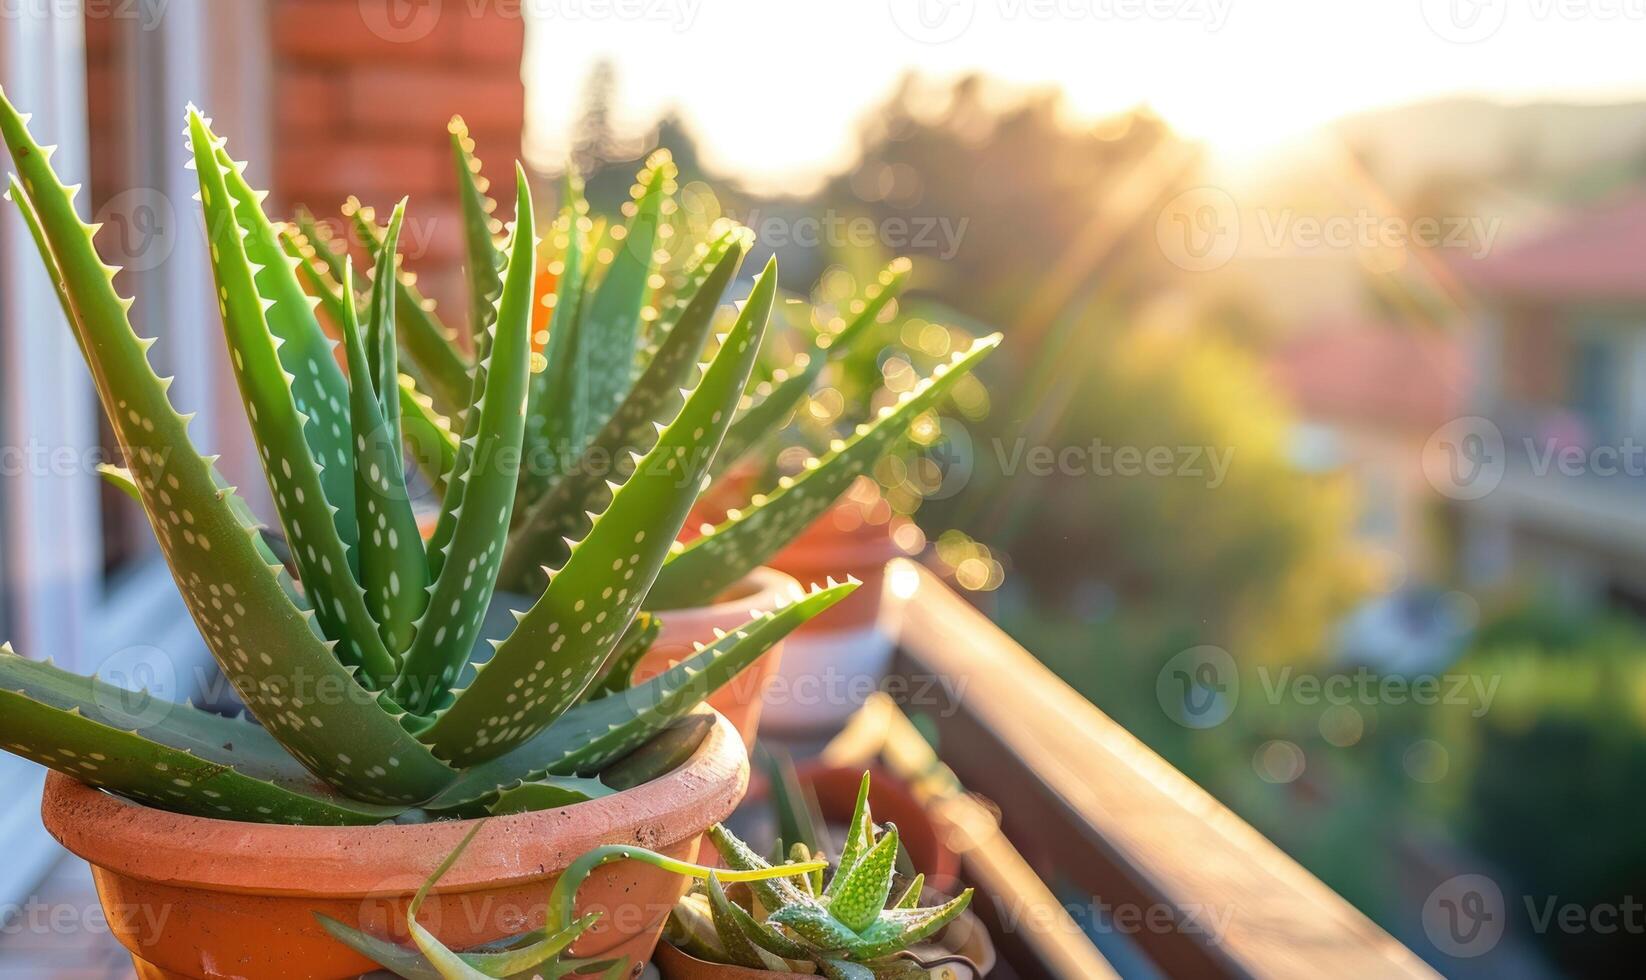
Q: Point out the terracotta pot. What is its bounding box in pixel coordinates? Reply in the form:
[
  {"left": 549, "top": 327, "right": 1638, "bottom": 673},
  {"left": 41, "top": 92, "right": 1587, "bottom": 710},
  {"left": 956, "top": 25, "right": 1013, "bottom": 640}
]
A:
[
  {"left": 40, "top": 712, "right": 751, "bottom": 980},
  {"left": 640, "top": 567, "right": 802, "bottom": 750},
  {"left": 768, "top": 503, "right": 910, "bottom": 636},
  {"left": 655, "top": 940, "right": 788, "bottom": 978},
  {"left": 759, "top": 506, "right": 911, "bottom": 734}
]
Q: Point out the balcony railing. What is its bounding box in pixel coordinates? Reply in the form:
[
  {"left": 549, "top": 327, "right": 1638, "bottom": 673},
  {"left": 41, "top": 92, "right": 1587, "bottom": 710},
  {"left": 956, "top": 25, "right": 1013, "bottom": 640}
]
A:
[{"left": 838, "top": 560, "right": 1440, "bottom": 979}]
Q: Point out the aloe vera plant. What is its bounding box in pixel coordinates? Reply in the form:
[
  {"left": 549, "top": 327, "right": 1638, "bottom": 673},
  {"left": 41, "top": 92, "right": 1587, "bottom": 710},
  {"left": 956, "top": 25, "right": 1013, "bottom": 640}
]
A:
[
  {"left": 0, "top": 91, "right": 861, "bottom": 824},
  {"left": 665, "top": 772, "right": 974, "bottom": 978},
  {"left": 319, "top": 821, "right": 829, "bottom": 979},
  {"left": 296, "top": 138, "right": 1001, "bottom": 611}
]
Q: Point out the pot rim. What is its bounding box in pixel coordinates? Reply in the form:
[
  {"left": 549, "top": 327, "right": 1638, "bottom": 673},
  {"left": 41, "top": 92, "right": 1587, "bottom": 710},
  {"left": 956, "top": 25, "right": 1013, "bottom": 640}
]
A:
[
  {"left": 41, "top": 710, "right": 748, "bottom": 899},
  {"left": 649, "top": 565, "right": 801, "bottom": 618}
]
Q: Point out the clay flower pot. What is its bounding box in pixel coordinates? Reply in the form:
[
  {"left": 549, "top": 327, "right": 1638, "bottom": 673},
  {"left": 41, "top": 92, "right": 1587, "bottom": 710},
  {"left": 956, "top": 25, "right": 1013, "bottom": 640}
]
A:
[
  {"left": 40, "top": 712, "right": 751, "bottom": 980},
  {"left": 640, "top": 566, "right": 803, "bottom": 749},
  {"left": 761, "top": 502, "right": 912, "bottom": 735}
]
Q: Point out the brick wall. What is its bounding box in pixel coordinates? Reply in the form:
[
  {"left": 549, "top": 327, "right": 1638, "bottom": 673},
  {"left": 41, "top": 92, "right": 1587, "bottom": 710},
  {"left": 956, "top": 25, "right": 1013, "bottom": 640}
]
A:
[
  {"left": 83, "top": 12, "right": 124, "bottom": 213},
  {"left": 271, "top": 0, "right": 527, "bottom": 325},
  {"left": 83, "top": 0, "right": 527, "bottom": 332}
]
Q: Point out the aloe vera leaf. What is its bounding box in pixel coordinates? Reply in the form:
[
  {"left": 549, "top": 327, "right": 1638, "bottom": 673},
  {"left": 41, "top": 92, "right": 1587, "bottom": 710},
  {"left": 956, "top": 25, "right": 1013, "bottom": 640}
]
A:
[
  {"left": 2, "top": 96, "right": 452, "bottom": 802},
  {"left": 400, "top": 373, "right": 461, "bottom": 496},
  {"left": 421, "top": 581, "right": 853, "bottom": 812},
  {"left": 21, "top": 175, "right": 286, "bottom": 590},
  {"left": 665, "top": 895, "right": 727, "bottom": 964},
  {"left": 503, "top": 225, "right": 750, "bottom": 587},
  {"left": 543, "top": 844, "right": 827, "bottom": 939},
  {"left": 827, "top": 772, "right": 876, "bottom": 899},
  {"left": 422, "top": 375, "right": 479, "bottom": 584},
  {"left": 405, "top": 825, "right": 496, "bottom": 980},
  {"left": 293, "top": 206, "right": 348, "bottom": 282},
  {"left": 281, "top": 224, "right": 351, "bottom": 326},
  {"left": 365, "top": 201, "right": 407, "bottom": 446},
  {"left": 580, "top": 151, "right": 674, "bottom": 430},
  {"left": 187, "top": 111, "right": 398, "bottom": 684},
  {"left": 768, "top": 750, "right": 829, "bottom": 862},
  {"left": 521, "top": 178, "right": 590, "bottom": 504},
  {"left": 460, "top": 917, "right": 598, "bottom": 977},
  {"left": 712, "top": 258, "right": 910, "bottom": 479},
  {"left": 649, "top": 333, "right": 1002, "bottom": 609},
  {"left": 584, "top": 612, "right": 660, "bottom": 701},
  {"left": 451, "top": 116, "right": 504, "bottom": 361},
  {"left": 598, "top": 707, "right": 713, "bottom": 791},
  {"left": 767, "top": 903, "right": 862, "bottom": 952},
  {"left": 710, "top": 875, "right": 812, "bottom": 962},
  {"left": 95, "top": 463, "right": 143, "bottom": 502},
  {"left": 4, "top": 172, "right": 80, "bottom": 343},
  {"left": 393, "top": 167, "right": 536, "bottom": 713},
  {"left": 485, "top": 774, "right": 612, "bottom": 816},
  {"left": 413, "top": 262, "right": 779, "bottom": 767},
  {"left": 337, "top": 258, "right": 429, "bottom": 657},
  {"left": 210, "top": 142, "right": 358, "bottom": 549},
  {"left": 848, "top": 891, "right": 974, "bottom": 961},
  {"left": 316, "top": 916, "right": 450, "bottom": 980},
  {"left": 341, "top": 840, "right": 813, "bottom": 978},
  {"left": 0, "top": 647, "right": 401, "bottom": 824},
  {"left": 820, "top": 960, "right": 877, "bottom": 980},
  {"left": 349, "top": 199, "right": 473, "bottom": 419},
  {"left": 891, "top": 873, "right": 925, "bottom": 910},
  {"left": 785, "top": 843, "right": 816, "bottom": 896},
  {"left": 706, "top": 875, "right": 771, "bottom": 969},
  {"left": 708, "top": 815, "right": 816, "bottom": 915},
  {"left": 318, "top": 907, "right": 598, "bottom": 979},
  {"left": 96, "top": 463, "right": 306, "bottom": 606},
  {"left": 829, "top": 825, "right": 900, "bottom": 932}
]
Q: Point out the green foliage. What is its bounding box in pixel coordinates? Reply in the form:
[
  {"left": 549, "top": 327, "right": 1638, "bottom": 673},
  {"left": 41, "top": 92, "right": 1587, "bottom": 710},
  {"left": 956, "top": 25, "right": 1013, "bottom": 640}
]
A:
[
  {"left": 380, "top": 147, "right": 1000, "bottom": 611},
  {"left": 319, "top": 820, "right": 826, "bottom": 979},
  {"left": 1421, "top": 605, "right": 1646, "bottom": 975},
  {"left": 668, "top": 772, "right": 974, "bottom": 975},
  {"left": 0, "top": 93, "right": 857, "bottom": 824}
]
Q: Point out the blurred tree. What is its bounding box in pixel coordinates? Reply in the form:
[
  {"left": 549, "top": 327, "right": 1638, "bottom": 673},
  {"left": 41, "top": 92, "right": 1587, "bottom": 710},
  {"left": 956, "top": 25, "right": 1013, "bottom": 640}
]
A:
[
  {"left": 806, "top": 73, "right": 1371, "bottom": 667},
  {"left": 822, "top": 73, "right": 1183, "bottom": 324},
  {"left": 1421, "top": 604, "right": 1646, "bottom": 976},
  {"left": 995, "top": 311, "right": 1372, "bottom": 672}
]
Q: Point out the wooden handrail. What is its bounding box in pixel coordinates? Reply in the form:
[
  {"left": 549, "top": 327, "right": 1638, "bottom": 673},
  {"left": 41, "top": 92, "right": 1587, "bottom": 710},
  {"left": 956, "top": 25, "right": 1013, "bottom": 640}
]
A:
[{"left": 886, "top": 560, "right": 1439, "bottom": 980}]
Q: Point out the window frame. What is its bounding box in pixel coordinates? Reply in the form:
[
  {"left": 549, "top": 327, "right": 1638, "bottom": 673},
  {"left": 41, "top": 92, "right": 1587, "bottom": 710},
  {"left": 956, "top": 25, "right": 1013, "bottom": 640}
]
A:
[{"left": 0, "top": 0, "right": 269, "bottom": 907}]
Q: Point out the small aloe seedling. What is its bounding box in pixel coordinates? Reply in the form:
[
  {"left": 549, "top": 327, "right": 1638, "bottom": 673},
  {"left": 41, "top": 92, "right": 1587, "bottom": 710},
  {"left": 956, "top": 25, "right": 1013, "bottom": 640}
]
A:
[
  {"left": 318, "top": 822, "right": 828, "bottom": 979},
  {"left": 666, "top": 773, "right": 974, "bottom": 978},
  {"left": 0, "top": 91, "right": 857, "bottom": 824},
  {"left": 290, "top": 132, "right": 1001, "bottom": 610}
]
